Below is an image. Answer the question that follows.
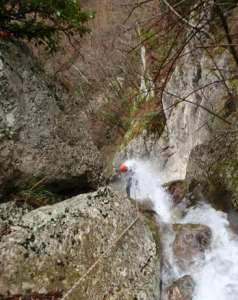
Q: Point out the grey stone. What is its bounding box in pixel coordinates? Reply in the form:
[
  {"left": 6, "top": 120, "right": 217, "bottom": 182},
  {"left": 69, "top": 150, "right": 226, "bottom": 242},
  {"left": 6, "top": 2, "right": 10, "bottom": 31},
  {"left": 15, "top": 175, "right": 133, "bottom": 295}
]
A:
[
  {"left": 167, "top": 275, "right": 195, "bottom": 300},
  {"left": 0, "top": 41, "right": 102, "bottom": 195},
  {"left": 0, "top": 187, "right": 160, "bottom": 299},
  {"left": 173, "top": 223, "right": 212, "bottom": 271},
  {"left": 185, "top": 125, "right": 238, "bottom": 210}
]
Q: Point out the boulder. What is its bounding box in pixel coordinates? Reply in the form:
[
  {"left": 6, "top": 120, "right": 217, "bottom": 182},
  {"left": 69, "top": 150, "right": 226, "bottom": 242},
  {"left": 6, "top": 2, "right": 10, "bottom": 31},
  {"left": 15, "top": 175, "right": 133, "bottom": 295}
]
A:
[
  {"left": 185, "top": 126, "right": 238, "bottom": 211},
  {"left": 0, "top": 201, "right": 31, "bottom": 243},
  {"left": 0, "top": 41, "right": 102, "bottom": 197},
  {"left": 0, "top": 187, "right": 160, "bottom": 299},
  {"left": 172, "top": 224, "right": 212, "bottom": 271},
  {"left": 167, "top": 275, "right": 195, "bottom": 300}
]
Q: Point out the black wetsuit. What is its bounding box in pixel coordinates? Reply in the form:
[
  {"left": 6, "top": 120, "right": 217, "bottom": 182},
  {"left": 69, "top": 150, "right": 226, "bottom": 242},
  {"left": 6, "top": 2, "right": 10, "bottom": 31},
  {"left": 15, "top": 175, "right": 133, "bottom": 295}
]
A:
[{"left": 125, "top": 169, "right": 135, "bottom": 198}]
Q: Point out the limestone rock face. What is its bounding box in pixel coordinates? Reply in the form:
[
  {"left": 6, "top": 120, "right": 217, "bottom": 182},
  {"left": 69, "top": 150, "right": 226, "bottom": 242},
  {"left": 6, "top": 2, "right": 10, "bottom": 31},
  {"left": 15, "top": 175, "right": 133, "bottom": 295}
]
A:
[
  {"left": 0, "top": 187, "right": 160, "bottom": 299},
  {"left": 114, "top": 41, "right": 235, "bottom": 185},
  {"left": 172, "top": 224, "right": 212, "bottom": 271},
  {"left": 0, "top": 41, "right": 102, "bottom": 196}
]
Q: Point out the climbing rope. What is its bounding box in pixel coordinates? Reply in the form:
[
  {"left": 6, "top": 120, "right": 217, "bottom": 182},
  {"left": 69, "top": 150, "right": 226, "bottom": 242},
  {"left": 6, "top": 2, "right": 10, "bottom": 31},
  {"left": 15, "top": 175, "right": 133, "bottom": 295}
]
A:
[{"left": 61, "top": 215, "right": 140, "bottom": 300}]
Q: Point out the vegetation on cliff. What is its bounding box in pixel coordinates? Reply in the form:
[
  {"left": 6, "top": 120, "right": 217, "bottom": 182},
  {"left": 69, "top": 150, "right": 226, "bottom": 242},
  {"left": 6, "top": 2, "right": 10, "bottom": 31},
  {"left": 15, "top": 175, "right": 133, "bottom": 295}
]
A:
[{"left": 0, "top": 0, "right": 93, "bottom": 51}]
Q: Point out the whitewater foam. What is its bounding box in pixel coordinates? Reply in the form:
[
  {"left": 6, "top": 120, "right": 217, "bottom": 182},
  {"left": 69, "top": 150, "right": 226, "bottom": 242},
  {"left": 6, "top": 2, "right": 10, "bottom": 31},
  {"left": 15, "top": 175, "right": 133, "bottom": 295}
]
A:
[
  {"left": 122, "top": 159, "right": 238, "bottom": 300},
  {"left": 124, "top": 159, "right": 172, "bottom": 223}
]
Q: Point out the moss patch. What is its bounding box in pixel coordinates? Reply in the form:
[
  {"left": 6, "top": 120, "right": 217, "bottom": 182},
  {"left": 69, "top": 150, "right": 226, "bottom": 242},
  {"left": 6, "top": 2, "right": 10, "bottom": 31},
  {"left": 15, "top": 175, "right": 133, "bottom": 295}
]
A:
[
  {"left": 12, "top": 188, "right": 63, "bottom": 209},
  {"left": 122, "top": 102, "right": 166, "bottom": 147},
  {"left": 208, "top": 159, "right": 238, "bottom": 209},
  {"left": 143, "top": 214, "right": 161, "bottom": 253}
]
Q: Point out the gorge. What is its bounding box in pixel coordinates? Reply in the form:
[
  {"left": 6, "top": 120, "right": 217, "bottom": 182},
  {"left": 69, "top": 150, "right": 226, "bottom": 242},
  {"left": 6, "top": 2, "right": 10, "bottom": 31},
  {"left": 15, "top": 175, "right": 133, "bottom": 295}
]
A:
[{"left": 1, "top": 1, "right": 238, "bottom": 299}]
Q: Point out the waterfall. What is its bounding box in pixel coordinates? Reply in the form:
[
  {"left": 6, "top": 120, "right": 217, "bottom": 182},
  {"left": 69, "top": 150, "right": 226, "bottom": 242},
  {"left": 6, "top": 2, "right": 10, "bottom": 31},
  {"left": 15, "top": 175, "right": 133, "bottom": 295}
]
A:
[
  {"left": 139, "top": 45, "right": 155, "bottom": 101},
  {"left": 137, "top": 25, "right": 155, "bottom": 102},
  {"left": 122, "top": 159, "right": 238, "bottom": 300}
]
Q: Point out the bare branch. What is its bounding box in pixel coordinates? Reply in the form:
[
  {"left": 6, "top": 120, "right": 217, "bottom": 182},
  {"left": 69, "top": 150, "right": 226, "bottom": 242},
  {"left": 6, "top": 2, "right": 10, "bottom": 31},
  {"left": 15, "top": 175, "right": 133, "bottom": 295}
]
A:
[{"left": 161, "top": 0, "right": 214, "bottom": 40}]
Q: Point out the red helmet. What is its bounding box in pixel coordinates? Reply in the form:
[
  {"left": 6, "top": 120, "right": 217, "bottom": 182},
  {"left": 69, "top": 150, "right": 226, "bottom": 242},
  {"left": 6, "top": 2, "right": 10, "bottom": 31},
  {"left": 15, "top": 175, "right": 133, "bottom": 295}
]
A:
[{"left": 119, "top": 163, "right": 128, "bottom": 173}]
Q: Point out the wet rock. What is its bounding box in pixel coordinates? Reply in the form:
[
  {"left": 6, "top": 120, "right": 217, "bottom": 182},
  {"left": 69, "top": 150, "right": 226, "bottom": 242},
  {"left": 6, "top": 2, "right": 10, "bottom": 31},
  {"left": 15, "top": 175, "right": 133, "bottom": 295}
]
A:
[
  {"left": 165, "top": 181, "right": 188, "bottom": 204},
  {"left": 0, "top": 41, "right": 102, "bottom": 196},
  {"left": 0, "top": 187, "right": 160, "bottom": 299},
  {"left": 173, "top": 224, "right": 212, "bottom": 271},
  {"left": 167, "top": 275, "right": 195, "bottom": 300}
]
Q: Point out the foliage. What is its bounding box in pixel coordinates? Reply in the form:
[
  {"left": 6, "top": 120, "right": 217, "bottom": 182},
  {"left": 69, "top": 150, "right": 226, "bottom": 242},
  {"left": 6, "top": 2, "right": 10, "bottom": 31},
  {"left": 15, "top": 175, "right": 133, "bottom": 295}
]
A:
[
  {"left": 143, "top": 111, "right": 165, "bottom": 133},
  {"left": 0, "top": 0, "right": 93, "bottom": 51},
  {"left": 122, "top": 99, "right": 166, "bottom": 147},
  {"left": 88, "top": 85, "right": 135, "bottom": 150},
  {"left": 14, "top": 187, "right": 62, "bottom": 208}
]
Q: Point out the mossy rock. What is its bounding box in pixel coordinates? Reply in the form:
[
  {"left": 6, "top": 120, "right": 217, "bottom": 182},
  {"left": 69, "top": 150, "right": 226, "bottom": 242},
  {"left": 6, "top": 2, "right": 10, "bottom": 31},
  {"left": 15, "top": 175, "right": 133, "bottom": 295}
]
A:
[
  {"left": 123, "top": 110, "right": 166, "bottom": 147},
  {"left": 143, "top": 214, "right": 161, "bottom": 253},
  {"left": 185, "top": 127, "right": 238, "bottom": 211},
  {"left": 208, "top": 159, "right": 238, "bottom": 209},
  {"left": 12, "top": 188, "right": 63, "bottom": 209}
]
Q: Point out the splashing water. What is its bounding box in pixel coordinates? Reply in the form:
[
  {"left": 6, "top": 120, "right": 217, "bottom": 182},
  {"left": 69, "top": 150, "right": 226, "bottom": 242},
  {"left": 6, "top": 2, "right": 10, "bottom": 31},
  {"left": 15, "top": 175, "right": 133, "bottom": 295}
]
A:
[
  {"left": 122, "top": 159, "right": 238, "bottom": 300},
  {"left": 182, "top": 204, "right": 238, "bottom": 300},
  {"left": 124, "top": 159, "right": 172, "bottom": 223}
]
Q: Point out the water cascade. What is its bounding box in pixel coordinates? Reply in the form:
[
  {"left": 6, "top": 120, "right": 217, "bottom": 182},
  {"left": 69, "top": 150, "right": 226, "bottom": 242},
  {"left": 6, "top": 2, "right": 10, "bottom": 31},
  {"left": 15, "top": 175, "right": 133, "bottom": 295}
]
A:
[{"left": 123, "top": 159, "right": 238, "bottom": 300}]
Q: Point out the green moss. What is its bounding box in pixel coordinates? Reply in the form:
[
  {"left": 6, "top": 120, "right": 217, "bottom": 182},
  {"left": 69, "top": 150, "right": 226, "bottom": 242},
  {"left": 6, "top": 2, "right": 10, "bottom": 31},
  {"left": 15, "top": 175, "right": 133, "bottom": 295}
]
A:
[
  {"left": 213, "top": 46, "right": 227, "bottom": 57},
  {"left": 173, "top": 223, "right": 203, "bottom": 232},
  {"left": 122, "top": 110, "right": 165, "bottom": 147},
  {"left": 13, "top": 188, "right": 62, "bottom": 208},
  {"left": 140, "top": 28, "right": 158, "bottom": 49},
  {"left": 143, "top": 214, "right": 161, "bottom": 253},
  {"left": 228, "top": 79, "right": 238, "bottom": 95},
  {"left": 208, "top": 159, "right": 238, "bottom": 209}
]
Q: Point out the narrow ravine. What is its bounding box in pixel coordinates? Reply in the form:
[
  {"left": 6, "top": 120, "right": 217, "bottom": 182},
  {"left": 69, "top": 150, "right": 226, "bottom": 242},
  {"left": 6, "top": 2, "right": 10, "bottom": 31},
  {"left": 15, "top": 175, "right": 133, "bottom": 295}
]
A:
[{"left": 122, "top": 159, "right": 238, "bottom": 300}]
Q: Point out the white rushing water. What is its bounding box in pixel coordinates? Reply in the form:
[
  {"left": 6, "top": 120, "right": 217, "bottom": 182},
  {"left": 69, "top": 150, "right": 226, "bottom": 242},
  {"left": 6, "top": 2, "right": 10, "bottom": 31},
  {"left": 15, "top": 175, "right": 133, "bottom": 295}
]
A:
[{"left": 123, "top": 159, "right": 238, "bottom": 300}]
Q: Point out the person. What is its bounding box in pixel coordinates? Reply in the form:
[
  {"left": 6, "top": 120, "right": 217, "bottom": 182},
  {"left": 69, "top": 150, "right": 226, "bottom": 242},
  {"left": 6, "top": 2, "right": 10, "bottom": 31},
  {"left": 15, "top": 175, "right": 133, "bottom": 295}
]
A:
[
  {"left": 118, "top": 162, "right": 156, "bottom": 215},
  {"left": 118, "top": 163, "right": 135, "bottom": 198}
]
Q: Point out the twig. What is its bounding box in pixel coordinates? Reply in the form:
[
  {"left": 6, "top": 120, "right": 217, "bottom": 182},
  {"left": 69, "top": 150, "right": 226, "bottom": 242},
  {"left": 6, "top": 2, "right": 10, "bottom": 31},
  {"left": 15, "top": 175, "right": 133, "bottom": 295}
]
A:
[
  {"left": 29, "top": 177, "right": 47, "bottom": 191},
  {"left": 161, "top": 0, "right": 214, "bottom": 40},
  {"left": 123, "top": 0, "right": 155, "bottom": 24},
  {"left": 215, "top": 3, "right": 238, "bottom": 68},
  {"left": 164, "top": 89, "right": 232, "bottom": 125}
]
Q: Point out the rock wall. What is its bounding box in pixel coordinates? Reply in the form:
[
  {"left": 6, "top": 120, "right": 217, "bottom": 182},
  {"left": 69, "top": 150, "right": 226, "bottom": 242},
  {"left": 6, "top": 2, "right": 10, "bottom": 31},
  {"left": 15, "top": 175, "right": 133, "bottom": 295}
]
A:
[
  {"left": 113, "top": 6, "right": 238, "bottom": 216},
  {"left": 0, "top": 41, "right": 102, "bottom": 197},
  {"left": 115, "top": 43, "right": 235, "bottom": 178},
  {"left": 114, "top": 9, "right": 238, "bottom": 186}
]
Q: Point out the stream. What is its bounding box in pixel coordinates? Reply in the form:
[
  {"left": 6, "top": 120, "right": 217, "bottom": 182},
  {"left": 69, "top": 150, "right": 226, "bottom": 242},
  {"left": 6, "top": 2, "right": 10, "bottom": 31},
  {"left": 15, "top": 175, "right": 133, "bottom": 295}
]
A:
[{"left": 123, "top": 159, "right": 238, "bottom": 300}]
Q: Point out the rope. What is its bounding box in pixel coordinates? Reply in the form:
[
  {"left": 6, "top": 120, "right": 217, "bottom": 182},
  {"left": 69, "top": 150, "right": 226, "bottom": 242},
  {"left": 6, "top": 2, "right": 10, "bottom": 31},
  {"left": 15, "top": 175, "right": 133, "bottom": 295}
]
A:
[{"left": 61, "top": 215, "right": 140, "bottom": 300}]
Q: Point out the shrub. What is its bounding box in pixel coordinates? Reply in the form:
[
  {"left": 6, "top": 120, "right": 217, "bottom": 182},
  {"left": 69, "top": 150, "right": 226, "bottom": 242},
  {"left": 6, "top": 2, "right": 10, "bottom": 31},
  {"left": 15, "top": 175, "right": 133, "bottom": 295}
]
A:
[{"left": 0, "top": 0, "right": 93, "bottom": 51}]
